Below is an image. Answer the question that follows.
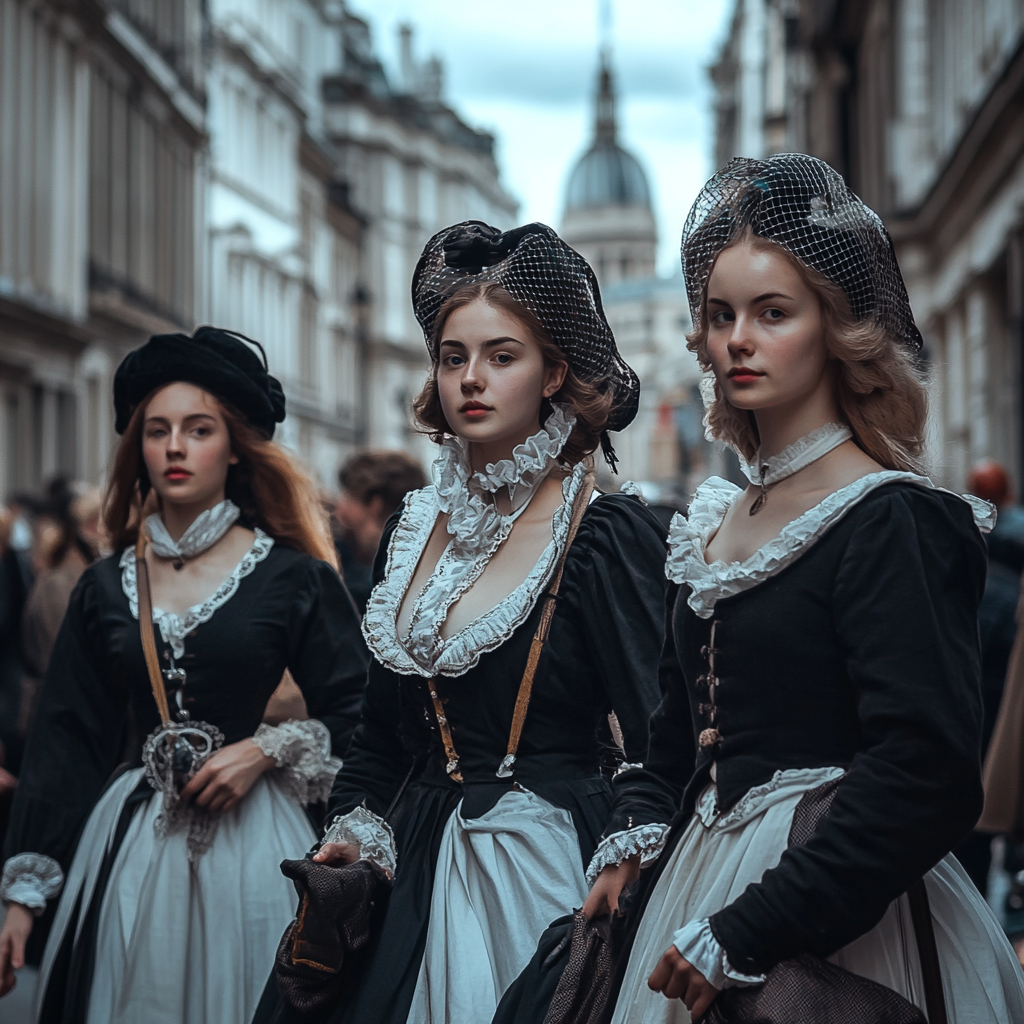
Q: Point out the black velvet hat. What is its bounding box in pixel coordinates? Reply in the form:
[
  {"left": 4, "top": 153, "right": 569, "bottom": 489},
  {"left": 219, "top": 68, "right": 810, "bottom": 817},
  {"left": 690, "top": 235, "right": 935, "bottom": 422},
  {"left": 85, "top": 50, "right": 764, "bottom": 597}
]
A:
[
  {"left": 412, "top": 221, "right": 641, "bottom": 436},
  {"left": 113, "top": 326, "right": 286, "bottom": 438}
]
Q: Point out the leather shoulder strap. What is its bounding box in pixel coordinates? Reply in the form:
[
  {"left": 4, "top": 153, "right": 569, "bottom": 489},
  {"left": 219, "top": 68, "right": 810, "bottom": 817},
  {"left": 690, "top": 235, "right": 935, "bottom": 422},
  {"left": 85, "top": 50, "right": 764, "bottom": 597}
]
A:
[{"left": 135, "top": 532, "right": 171, "bottom": 725}]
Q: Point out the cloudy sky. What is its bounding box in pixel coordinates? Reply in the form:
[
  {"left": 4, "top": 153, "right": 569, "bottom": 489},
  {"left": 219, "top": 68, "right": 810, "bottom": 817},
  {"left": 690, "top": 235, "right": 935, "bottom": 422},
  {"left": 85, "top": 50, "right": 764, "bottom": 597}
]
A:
[{"left": 354, "top": 1, "right": 734, "bottom": 277}]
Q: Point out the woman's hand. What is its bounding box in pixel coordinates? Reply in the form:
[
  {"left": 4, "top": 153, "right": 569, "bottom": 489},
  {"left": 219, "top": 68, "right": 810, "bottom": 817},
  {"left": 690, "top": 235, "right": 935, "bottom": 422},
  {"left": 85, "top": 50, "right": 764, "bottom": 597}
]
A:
[
  {"left": 312, "top": 842, "right": 361, "bottom": 867},
  {"left": 0, "top": 903, "right": 34, "bottom": 997},
  {"left": 179, "top": 738, "right": 275, "bottom": 815},
  {"left": 581, "top": 855, "right": 640, "bottom": 920},
  {"left": 648, "top": 946, "right": 720, "bottom": 1020}
]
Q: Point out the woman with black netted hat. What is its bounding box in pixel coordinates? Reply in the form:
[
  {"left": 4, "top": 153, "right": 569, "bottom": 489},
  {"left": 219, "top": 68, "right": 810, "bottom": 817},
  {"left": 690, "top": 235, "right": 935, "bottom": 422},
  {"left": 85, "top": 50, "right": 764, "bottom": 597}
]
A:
[
  {"left": 0, "top": 327, "right": 368, "bottom": 1022},
  {"left": 275, "top": 222, "right": 669, "bottom": 1024},
  {"left": 580, "top": 154, "right": 1024, "bottom": 1022}
]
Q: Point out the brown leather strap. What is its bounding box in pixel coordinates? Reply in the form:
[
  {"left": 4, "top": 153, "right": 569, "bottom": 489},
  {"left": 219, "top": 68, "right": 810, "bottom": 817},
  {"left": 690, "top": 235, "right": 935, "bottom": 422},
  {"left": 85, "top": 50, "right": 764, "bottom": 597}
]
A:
[
  {"left": 429, "top": 680, "right": 463, "bottom": 783},
  {"left": 907, "top": 877, "right": 948, "bottom": 1024},
  {"left": 135, "top": 532, "right": 172, "bottom": 725},
  {"left": 498, "top": 469, "right": 595, "bottom": 777}
]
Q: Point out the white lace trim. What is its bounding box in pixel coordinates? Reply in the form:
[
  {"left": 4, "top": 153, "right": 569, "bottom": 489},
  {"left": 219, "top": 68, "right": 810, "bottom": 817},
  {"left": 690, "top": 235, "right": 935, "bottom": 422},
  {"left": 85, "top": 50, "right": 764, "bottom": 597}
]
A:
[
  {"left": 252, "top": 719, "right": 342, "bottom": 805},
  {"left": 322, "top": 806, "right": 397, "bottom": 879},
  {"left": 585, "top": 822, "right": 671, "bottom": 886},
  {"left": 667, "top": 471, "right": 995, "bottom": 619},
  {"left": 672, "top": 917, "right": 765, "bottom": 989},
  {"left": 362, "top": 460, "right": 588, "bottom": 678},
  {"left": 121, "top": 529, "right": 275, "bottom": 657},
  {"left": 1, "top": 853, "right": 63, "bottom": 914}
]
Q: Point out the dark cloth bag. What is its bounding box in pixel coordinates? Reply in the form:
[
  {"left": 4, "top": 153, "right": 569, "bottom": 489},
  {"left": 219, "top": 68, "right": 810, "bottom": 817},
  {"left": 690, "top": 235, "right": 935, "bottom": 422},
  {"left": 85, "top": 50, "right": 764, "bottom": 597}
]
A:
[
  {"left": 274, "top": 857, "right": 391, "bottom": 1014},
  {"left": 542, "top": 910, "right": 616, "bottom": 1024},
  {"left": 703, "top": 953, "right": 926, "bottom": 1024}
]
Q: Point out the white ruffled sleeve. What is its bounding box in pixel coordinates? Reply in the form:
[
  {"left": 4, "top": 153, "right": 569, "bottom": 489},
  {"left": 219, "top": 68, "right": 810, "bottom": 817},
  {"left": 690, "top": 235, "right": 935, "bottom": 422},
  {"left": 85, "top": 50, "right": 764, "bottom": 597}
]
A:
[
  {"left": 252, "top": 718, "right": 342, "bottom": 805},
  {"left": 585, "top": 822, "right": 671, "bottom": 886},
  {"left": 321, "top": 805, "right": 397, "bottom": 879},
  {"left": 1, "top": 853, "right": 64, "bottom": 914},
  {"left": 672, "top": 918, "right": 766, "bottom": 990}
]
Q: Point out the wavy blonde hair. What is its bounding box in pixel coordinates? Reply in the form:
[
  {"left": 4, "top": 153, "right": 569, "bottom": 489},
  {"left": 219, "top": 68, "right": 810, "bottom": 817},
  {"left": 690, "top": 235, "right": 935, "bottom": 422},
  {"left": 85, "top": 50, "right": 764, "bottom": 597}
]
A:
[{"left": 689, "top": 234, "right": 928, "bottom": 471}]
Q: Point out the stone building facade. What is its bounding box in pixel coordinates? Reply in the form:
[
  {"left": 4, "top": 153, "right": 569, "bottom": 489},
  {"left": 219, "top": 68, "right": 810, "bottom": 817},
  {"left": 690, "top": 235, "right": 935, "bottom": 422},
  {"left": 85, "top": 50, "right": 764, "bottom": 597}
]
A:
[
  {"left": 0, "top": 0, "right": 206, "bottom": 496},
  {"left": 712, "top": 0, "right": 1024, "bottom": 493}
]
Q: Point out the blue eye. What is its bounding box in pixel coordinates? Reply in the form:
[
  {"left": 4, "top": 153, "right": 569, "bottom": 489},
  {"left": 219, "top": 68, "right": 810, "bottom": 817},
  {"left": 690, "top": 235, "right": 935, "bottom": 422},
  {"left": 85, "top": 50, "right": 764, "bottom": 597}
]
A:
[
  {"left": 494, "top": 353, "right": 513, "bottom": 365},
  {"left": 764, "top": 308, "right": 785, "bottom": 320}
]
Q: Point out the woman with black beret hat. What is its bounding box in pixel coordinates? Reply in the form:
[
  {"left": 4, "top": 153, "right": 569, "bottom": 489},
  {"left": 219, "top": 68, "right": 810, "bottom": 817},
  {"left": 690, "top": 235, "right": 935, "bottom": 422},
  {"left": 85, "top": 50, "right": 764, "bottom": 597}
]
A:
[
  {"left": 0, "top": 327, "right": 370, "bottom": 1023},
  {"left": 261, "top": 222, "right": 668, "bottom": 1024}
]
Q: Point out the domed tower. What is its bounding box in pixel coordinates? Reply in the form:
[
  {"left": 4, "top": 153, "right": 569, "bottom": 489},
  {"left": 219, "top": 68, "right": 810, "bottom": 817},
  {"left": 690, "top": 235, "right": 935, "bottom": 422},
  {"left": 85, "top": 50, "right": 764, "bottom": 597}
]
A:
[{"left": 561, "top": 52, "right": 657, "bottom": 287}]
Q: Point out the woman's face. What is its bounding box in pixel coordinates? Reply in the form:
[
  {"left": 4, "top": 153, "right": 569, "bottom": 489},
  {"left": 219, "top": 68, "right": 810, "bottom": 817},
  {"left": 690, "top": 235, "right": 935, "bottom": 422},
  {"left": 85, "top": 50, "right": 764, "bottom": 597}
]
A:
[
  {"left": 436, "top": 299, "right": 567, "bottom": 452},
  {"left": 704, "top": 240, "right": 830, "bottom": 413},
  {"left": 142, "top": 383, "right": 237, "bottom": 509}
]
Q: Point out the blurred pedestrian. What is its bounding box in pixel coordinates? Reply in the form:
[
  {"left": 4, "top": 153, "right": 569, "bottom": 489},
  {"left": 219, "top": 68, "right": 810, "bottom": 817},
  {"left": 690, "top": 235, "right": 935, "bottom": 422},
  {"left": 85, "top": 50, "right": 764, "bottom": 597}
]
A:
[
  {"left": 18, "top": 482, "right": 103, "bottom": 743},
  {"left": 0, "top": 501, "right": 32, "bottom": 781},
  {"left": 0, "top": 327, "right": 369, "bottom": 1021},
  {"left": 334, "top": 450, "right": 426, "bottom": 613}
]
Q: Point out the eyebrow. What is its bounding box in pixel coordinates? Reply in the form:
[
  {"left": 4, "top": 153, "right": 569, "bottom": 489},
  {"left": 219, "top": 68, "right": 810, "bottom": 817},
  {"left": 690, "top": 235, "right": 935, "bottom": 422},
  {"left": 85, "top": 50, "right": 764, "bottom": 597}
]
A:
[
  {"left": 144, "top": 412, "right": 218, "bottom": 424},
  {"left": 708, "top": 292, "right": 794, "bottom": 306},
  {"left": 439, "top": 336, "right": 527, "bottom": 349}
]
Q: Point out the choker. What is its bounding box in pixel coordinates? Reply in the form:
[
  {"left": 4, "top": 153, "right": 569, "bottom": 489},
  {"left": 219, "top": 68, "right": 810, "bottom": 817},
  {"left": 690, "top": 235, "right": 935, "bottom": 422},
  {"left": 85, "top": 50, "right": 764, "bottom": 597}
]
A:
[
  {"left": 146, "top": 499, "right": 241, "bottom": 569},
  {"left": 740, "top": 423, "right": 853, "bottom": 516}
]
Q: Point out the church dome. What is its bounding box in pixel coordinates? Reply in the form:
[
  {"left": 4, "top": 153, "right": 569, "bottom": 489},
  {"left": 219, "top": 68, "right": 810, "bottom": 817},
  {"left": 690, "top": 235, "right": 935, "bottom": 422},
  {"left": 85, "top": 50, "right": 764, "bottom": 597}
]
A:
[{"left": 566, "top": 139, "right": 651, "bottom": 211}]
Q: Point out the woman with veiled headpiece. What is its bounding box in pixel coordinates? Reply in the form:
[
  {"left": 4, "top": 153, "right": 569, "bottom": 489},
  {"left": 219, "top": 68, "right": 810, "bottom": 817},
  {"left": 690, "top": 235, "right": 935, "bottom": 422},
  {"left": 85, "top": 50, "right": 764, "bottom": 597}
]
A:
[
  {"left": 268, "top": 222, "right": 669, "bottom": 1024},
  {"left": 0, "top": 327, "right": 369, "bottom": 1022},
  {"left": 580, "top": 155, "right": 1024, "bottom": 1023}
]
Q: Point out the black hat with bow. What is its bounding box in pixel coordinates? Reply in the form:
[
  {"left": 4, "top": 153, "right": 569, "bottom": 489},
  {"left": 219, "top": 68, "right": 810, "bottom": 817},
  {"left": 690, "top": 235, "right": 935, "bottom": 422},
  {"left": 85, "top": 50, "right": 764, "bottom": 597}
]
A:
[
  {"left": 412, "top": 221, "right": 641, "bottom": 462},
  {"left": 113, "top": 326, "right": 286, "bottom": 438}
]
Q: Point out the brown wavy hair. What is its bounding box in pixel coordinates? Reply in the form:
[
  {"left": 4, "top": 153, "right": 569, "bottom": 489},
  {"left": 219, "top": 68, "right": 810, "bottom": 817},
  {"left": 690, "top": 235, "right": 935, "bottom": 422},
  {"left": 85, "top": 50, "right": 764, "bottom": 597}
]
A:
[
  {"left": 689, "top": 233, "right": 928, "bottom": 472},
  {"left": 412, "top": 282, "right": 613, "bottom": 466},
  {"left": 104, "top": 387, "right": 338, "bottom": 567}
]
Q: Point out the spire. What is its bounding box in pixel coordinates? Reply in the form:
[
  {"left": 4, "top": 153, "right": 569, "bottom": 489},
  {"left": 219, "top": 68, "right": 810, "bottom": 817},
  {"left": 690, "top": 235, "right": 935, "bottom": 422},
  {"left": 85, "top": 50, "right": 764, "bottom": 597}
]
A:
[{"left": 595, "top": 49, "right": 616, "bottom": 142}]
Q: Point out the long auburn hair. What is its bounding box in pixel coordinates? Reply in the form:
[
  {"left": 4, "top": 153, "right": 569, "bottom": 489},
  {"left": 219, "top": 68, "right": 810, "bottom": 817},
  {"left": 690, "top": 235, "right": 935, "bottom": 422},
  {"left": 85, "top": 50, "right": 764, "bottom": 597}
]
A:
[
  {"left": 689, "top": 233, "right": 928, "bottom": 472},
  {"left": 412, "top": 281, "right": 613, "bottom": 466},
  {"left": 104, "top": 387, "right": 338, "bottom": 568}
]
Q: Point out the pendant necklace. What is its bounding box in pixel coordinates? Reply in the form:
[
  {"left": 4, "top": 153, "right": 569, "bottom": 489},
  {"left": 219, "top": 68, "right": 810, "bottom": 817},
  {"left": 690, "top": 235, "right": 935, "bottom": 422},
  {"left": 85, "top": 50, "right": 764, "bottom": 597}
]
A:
[{"left": 743, "top": 423, "right": 853, "bottom": 516}]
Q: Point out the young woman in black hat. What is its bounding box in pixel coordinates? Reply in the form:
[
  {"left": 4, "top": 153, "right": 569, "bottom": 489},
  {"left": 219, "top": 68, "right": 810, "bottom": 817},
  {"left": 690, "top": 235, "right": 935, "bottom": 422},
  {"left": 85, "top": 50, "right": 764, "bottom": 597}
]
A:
[
  {"left": 271, "top": 222, "right": 668, "bottom": 1024},
  {"left": 585, "top": 155, "right": 1024, "bottom": 1023},
  {"left": 0, "top": 327, "right": 369, "bottom": 1023}
]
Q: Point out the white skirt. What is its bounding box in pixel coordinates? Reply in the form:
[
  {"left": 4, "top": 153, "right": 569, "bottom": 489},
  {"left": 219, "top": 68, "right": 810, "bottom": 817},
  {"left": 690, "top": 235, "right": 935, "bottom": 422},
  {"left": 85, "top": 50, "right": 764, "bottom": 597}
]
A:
[
  {"left": 611, "top": 768, "right": 1024, "bottom": 1024},
  {"left": 405, "top": 786, "right": 588, "bottom": 1024},
  {"left": 34, "top": 767, "right": 315, "bottom": 1024}
]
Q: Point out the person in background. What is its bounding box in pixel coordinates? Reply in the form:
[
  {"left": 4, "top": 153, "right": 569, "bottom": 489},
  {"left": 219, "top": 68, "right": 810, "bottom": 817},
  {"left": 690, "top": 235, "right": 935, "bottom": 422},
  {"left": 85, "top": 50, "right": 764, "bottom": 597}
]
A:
[
  {"left": 334, "top": 451, "right": 426, "bottom": 614},
  {"left": 0, "top": 501, "right": 32, "bottom": 782},
  {"left": 19, "top": 481, "right": 104, "bottom": 743}
]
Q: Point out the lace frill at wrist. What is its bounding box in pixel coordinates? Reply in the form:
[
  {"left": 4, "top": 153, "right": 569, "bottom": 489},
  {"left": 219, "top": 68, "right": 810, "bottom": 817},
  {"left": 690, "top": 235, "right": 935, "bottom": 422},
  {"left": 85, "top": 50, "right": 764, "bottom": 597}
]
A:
[
  {"left": 672, "top": 918, "right": 765, "bottom": 990},
  {"left": 252, "top": 719, "right": 342, "bottom": 805},
  {"left": 322, "top": 806, "right": 397, "bottom": 879},
  {"left": 585, "top": 822, "right": 671, "bottom": 886},
  {"left": 1, "top": 853, "right": 63, "bottom": 914}
]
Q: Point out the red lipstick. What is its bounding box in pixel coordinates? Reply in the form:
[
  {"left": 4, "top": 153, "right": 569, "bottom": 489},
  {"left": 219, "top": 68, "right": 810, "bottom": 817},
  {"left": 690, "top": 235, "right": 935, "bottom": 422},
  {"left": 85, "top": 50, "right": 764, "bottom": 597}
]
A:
[
  {"left": 459, "top": 400, "right": 492, "bottom": 420},
  {"left": 727, "top": 367, "right": 764, "bottom": 384},
  {"left": 164, "top": 468, "right": 192, "bottom": 481}
]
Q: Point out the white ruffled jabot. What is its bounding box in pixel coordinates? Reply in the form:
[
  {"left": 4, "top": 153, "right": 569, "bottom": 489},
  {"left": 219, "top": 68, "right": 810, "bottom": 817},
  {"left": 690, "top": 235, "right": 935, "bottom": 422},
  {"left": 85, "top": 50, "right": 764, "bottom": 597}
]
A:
[{"left": 362, "top": 407, "right": 585, "bottom": 679}]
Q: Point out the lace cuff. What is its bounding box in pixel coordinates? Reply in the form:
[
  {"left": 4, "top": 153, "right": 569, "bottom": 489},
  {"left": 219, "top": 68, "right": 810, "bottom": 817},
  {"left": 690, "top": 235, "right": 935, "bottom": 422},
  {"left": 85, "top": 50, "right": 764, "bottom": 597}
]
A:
[
  {"left": 1, "top": 853, "right": 64, "bottom": 915},
  {"left": 585, "top": 822, "right": 670, "bottom": 886},
  {"left": 322, "top": 805, "right": 397, "bottom": 879},
  {"left": 672, "top": 918, "right": 765, "bottom": 990},
  {"left": 252, "top": 719, "right": 342, "bottom": 805}
]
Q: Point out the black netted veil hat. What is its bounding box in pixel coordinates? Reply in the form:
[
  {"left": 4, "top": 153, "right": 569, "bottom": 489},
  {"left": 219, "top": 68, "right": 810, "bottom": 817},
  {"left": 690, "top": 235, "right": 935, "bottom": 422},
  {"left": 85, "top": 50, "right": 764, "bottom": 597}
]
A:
[
  {"left": 412, "top": 221, "right": 641, "bottom": 441},
  {"left": 113, "top": 326, "right": 286, "bottom": 438},
  {"left": 681, "top": 154, "right": 923, "bottom": 351}
]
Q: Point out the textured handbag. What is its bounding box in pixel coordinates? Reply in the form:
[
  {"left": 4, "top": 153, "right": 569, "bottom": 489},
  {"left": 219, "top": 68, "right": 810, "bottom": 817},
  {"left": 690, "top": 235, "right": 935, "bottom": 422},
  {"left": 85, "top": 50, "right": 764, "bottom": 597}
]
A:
[
  {"left": 704, "top": 776, "right": 942, "bottom": 1024},
  {"left": 542, "top": 910, "right": 617, "bottom": 1024},
  {"left": 273, "top": 857, "right": 391, "bottom": 1013}
]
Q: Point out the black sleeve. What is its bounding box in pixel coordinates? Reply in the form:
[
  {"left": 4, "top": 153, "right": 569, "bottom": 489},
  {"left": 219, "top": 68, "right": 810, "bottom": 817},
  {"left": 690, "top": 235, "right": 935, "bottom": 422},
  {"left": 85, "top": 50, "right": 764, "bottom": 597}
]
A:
[
  {"left": 710, "top": 488, "right": 987, "bottom": 974},
  {"left": 3, "top": 570, "right": 130, "bottom": 872},
  {"left": 325, "top": 513, "right": 419, "bottom": 820},
  {"left": 286, "top": 559, "right": 371, "bottom": 757},
  {"left": 559, "top": 493, "right": 676, "bottom": 834},
  {"left": 603, "top": 583, "right": 696, "bottom": 836}
]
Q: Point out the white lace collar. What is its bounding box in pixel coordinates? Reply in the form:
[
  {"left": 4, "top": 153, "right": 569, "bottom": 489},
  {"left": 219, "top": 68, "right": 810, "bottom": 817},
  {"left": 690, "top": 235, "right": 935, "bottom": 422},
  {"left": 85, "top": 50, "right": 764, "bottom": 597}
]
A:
[
  {"left": 362, "top": 460, "right": 588, "bottom": 678},
  {"left": 666, "top": 472, "right": 993, "bottom": 619},
  {"left": 739, "top": 422, "right": 852, "bottom": 486},
  {"left": 121, "top": 529, "right": 274, "bottom": 658}
]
